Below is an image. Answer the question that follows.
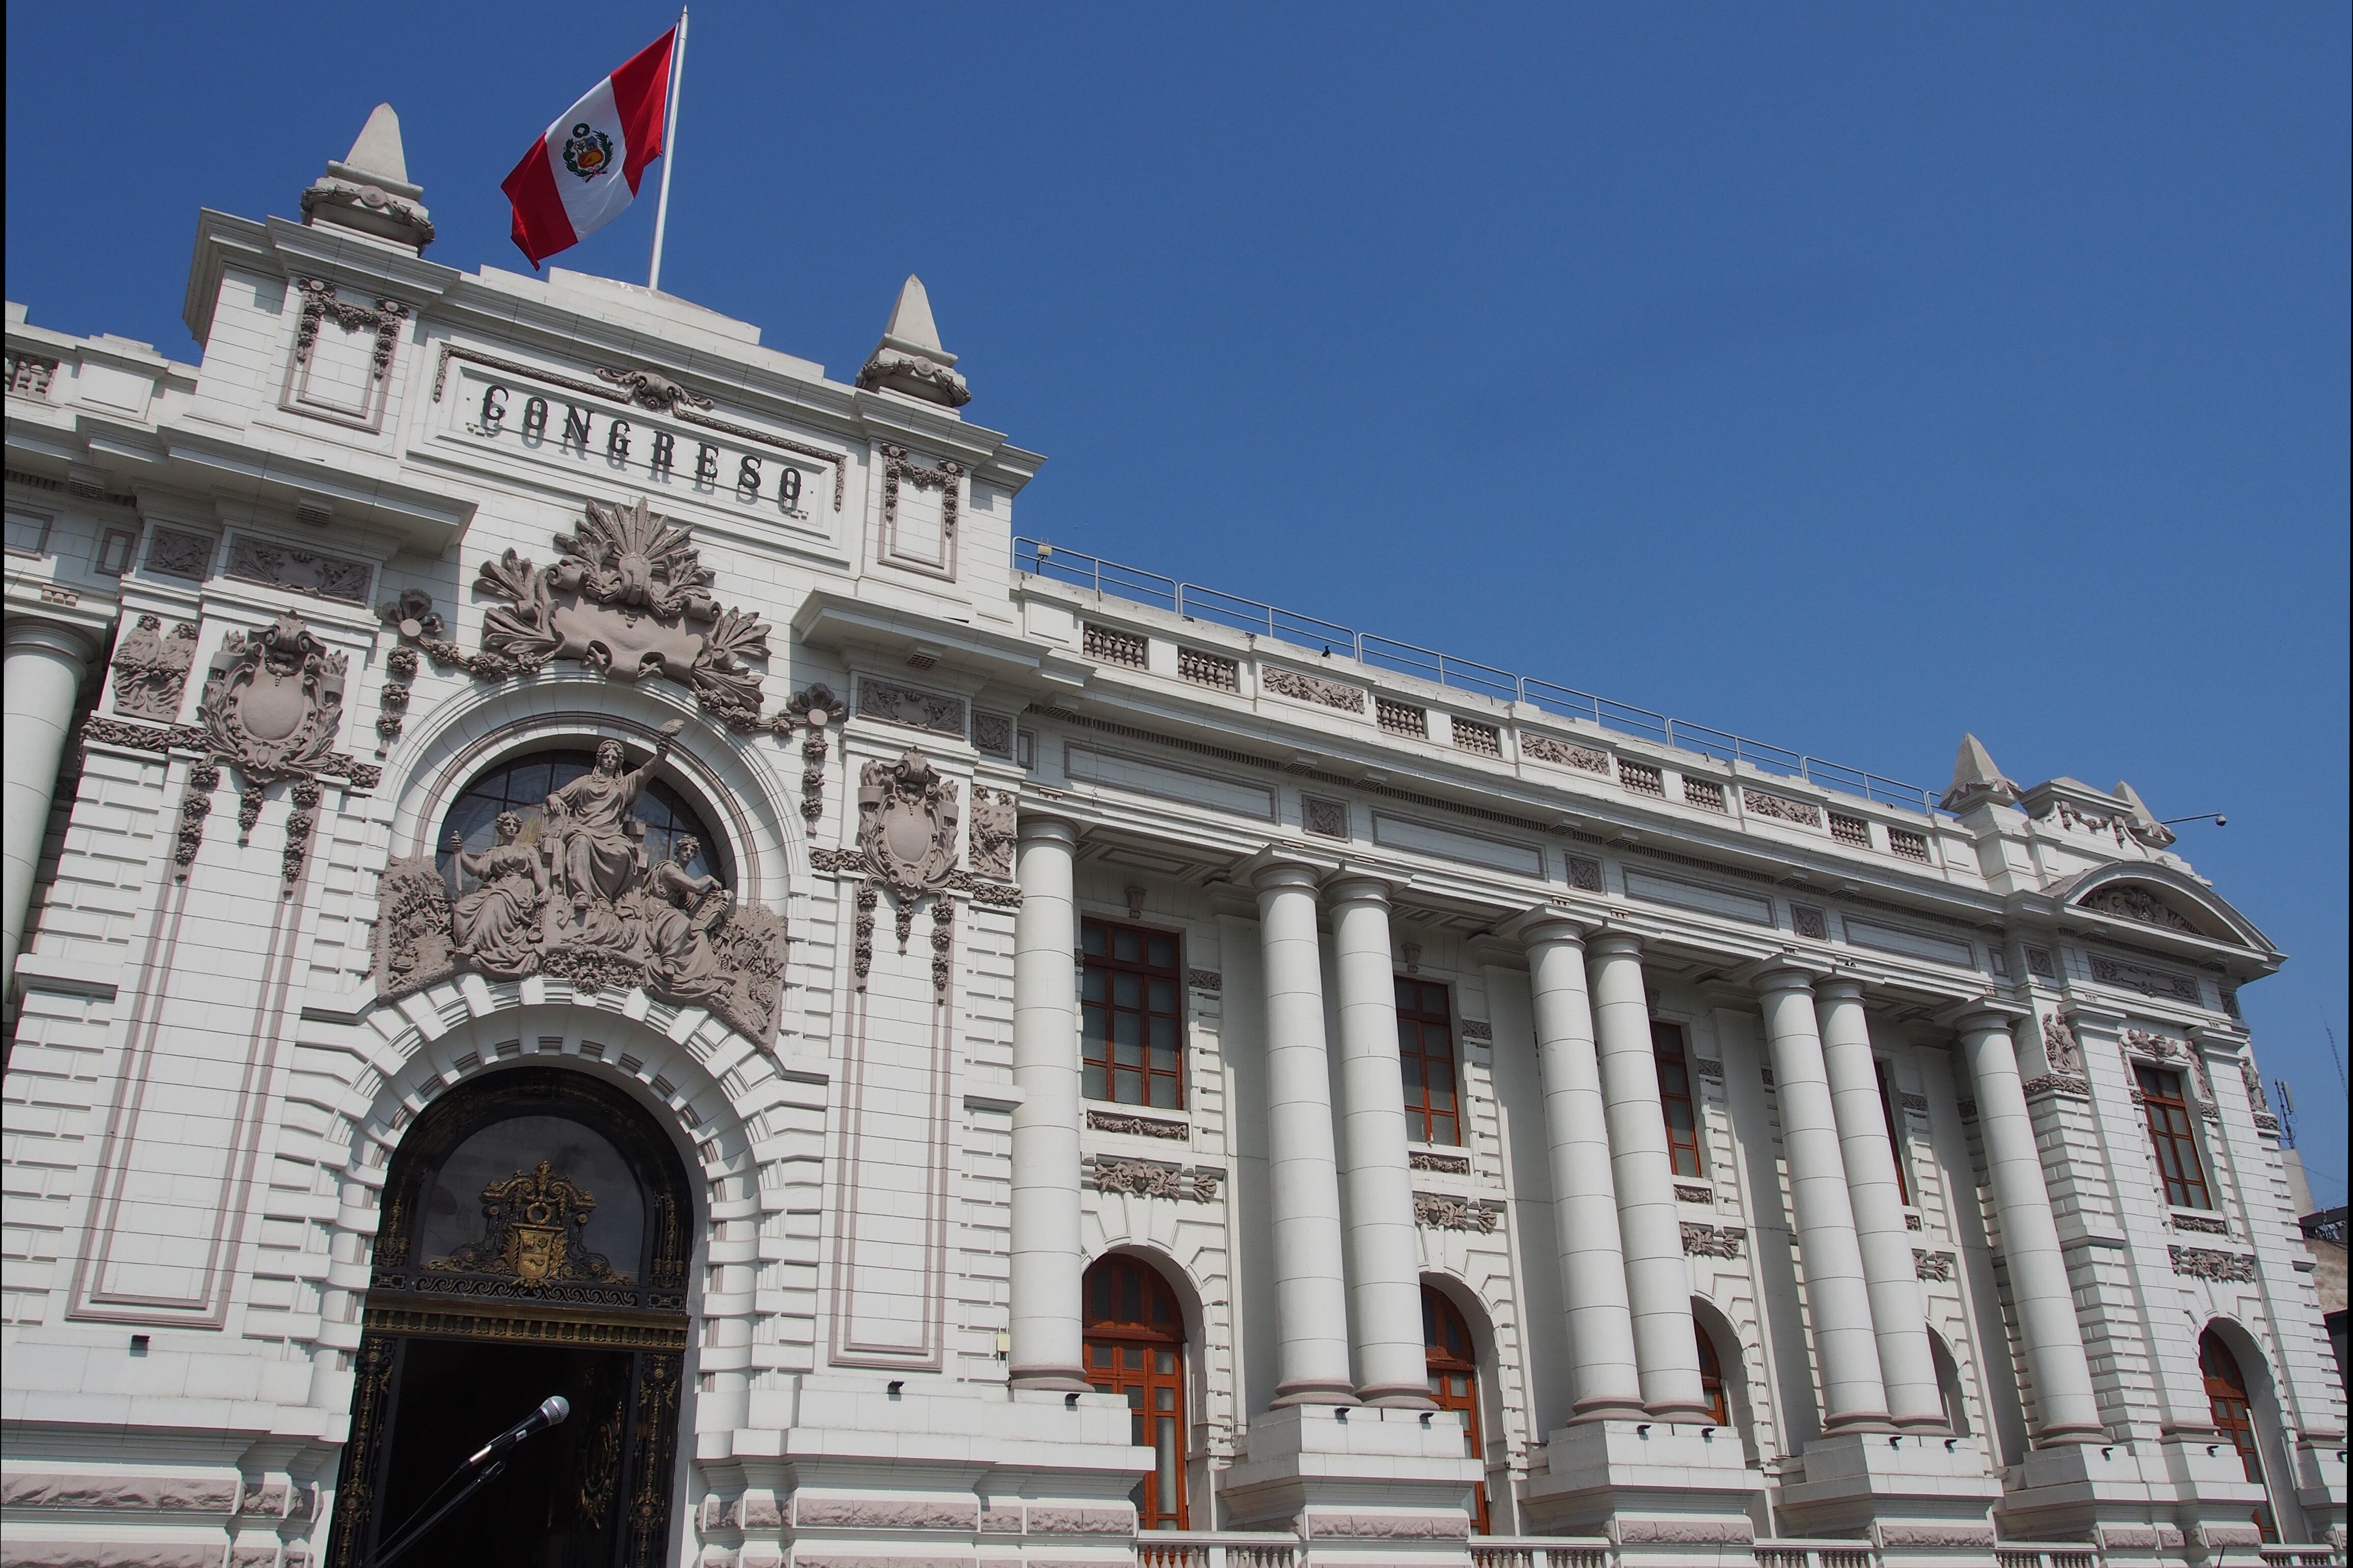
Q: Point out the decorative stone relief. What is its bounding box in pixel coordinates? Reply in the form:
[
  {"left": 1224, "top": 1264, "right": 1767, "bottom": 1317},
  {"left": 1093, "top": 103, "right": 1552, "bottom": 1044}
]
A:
[
  {"left": 371, "top": 724, "right": 788, "bottom": 1044},
  {"left": 1742, "top": 788, "right": 1824, "bottom": 828},
  {"left": 774, "top": 683, "right": 849, "bottom": 837},
  {"left": 2240, "top": 1059, "right": 2270, "bottom": 1113},
  {"left": 972, "top": 709, "right": 1015, "bottom": 757},
  {"left": 109, "top": 615, "right": 198, "bottom": 721},
  {"left": 1674, "top": 1183, "right": 1713, "bottom": 1205},
  {"left": 199, "top": 612, "right": 349, "bottom": 785},
  {"left": 969, "top": 787, "right": 1016, "bottom": 879},
  {"left": 857, "top": 749, "right": 961, "bottom": 900},
  {"left": 1522, "top": 734, "right": 1611, "bottom": 775},
  {"left": 372, "top": 647, "right": 419, "bottom": 753},
  {"left": 1409, "top": 1150, "right": 1471, "bottom": 1175},
  {"left": 1185, "top": 968, "right": 1222, "bottom": 993},
  {"left": 1262, "top": 666, "right": 1365, "bottom": 713},
  {"left": 1088, "top": 1157, "right": 1222, "bottom": 1203},
  {"left": 2172, "top": 1213, "right": 2229, "bottom": 1236},
  {"left": 226, "top": 534, "right": 372, "bottom": 604},
  {"left": 931, "top": 896, "right": 956, "bottom": 997},
  {"left": 456, "top": 497, "right": 769, "bottom": 730},
  {"left": 2168, "top": 1245, "right": 2257, "bottom": 1283},
  {"left": 282, "top": 779, "right": 322, "bottom": 891},
  {"left": 145, "top": 526, "right": 216, "bottom": 580},
  {"left": 1301, "top": 794, "right": 1349, "bottom": 839},
  {"left": 1086, "top": 1108, "right": 1188, "bottom": 1140},
  {"left": 2024, "top": 944, "right": 2057, "bottom": 980},
  {"left": 1913, "top": 1248, "right": 1955, "bottom": 1282},
  {"left": 1790, "top": 903, "right": 1828, "bottom": 939},
  {"left": 855, "top": 676, "right": 966, "bottom": 737},
  {"left": 1905, "top": 1213, "right": 1923, "bottom": 1230},
  {"left": 1693, "top": 1057, "right": 1725, "bottom": 1081},
  {"left": 174, "top": 760, "right": 220, "bottom": 879},
  {"left": 594, "top": 365, "right": 714, "bottom": 415},
  {"left": 1612, "top": 1520, "right": 1755, "bottom": 1546},
  {"left": 1414, "top": 1192, "right": 1498, "bottom": 1233},
  {"left": 1459, "top": 1018, "right": 1493, "bottom": 1043},
  {"left": 1899, "top": 1092, "right": 1929, "bottom": 1114},
  {"left": 1565, "top": 854, "right": 1604, "bottom": 892},
  {"left": 1680, "top": 1222, "right": 1744, "bottom": 1258},
  {"left": 2122, "top": 1028, "right": 2189, "bottom": 1061},
  {"left": 2079, "top": 883, "right": 2199, "bottom": 932},
  {"left": 284, "top": 278, "right": 410, "bottom": 428},
  {"left": 879, "top": 443, "right": 963, "bottom": 538},
  {"left": 2095, "top": 955, "right": 2200, "bottom": 1003},
  {"left": 2042, "top": 1013, "right": 2083, "bottom": 1072}
]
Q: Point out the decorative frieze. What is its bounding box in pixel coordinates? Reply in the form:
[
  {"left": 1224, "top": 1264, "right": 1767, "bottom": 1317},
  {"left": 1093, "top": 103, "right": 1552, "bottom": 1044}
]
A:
[
  {"left": 1302, "top": 794, "right": 1349, "bottom": 839},
  {"left": 855, "top": 677, "right": 966, "bottom": 738},
  {"left": 1263, "top": 666, "right": 1365, "bottom": 712},
  {"left": 1185, "top": 968, "right": 1221, "bottom": 993},
  {"left": 1085, "top": 1109, "right": 1189, "bottom": 1141},
  {"left": 2024, "top": 944, "right": 2056, "bottom": 979},
  {"left": 1693, "top": 1057, "right": 1724, "bottom": 1081},
  {"left": 1177, "top": 645, "right": 1238, "bottom": 691},
  {"left": 1913, "top": 1248, "right": 1955, "bottom": 1282},
  {"left": 1674, "top": 1183, "right": 1713, "bottom": 1205},
  {"left": 1459, "top": 1018, "right": 1492, "bottom": 1044},
  {"left": 1565, "top": 853, "right": 1604, "bottom": 892},
  {"left": 1409, "top": 1150, "right": 1471, "bottom": 1175},
  {"left": 1087, "top": 1156, "right": 1222, "bottom": 1203},
  {"left": 2168, "top": 1245, "right": 2257, "bottom": 1283},
  {"left": 2080, "top": 883, "right": 2198, "bottom": 932},
  {"left": 972, "top": 709, "right": 1015, "bottom": 757},
  {"left": 1790, "top": 904, "right": 1828, "bottom": 939},
  {"left": 225, "top": 534, "right": 372, "bottom": 604},
  {"left": 1523, "top": 734, "right": 1612, "bottom": 774},
  {"left": 1681, "top": 1222, "right": 1744, "bottom": 1258},
  {"left": 108, "top": 615, "right": 198, "bottom": 722},
  {"left": 141, "top": 526, "right": 214, "bottom": 581},
  {"left": 1743, "top": 788, "right": 1822, "bottom": 827},
  {"left": 2171, "top": 1213, "right": 2229, "bottom": 1236},
  {"left": 1414, "top": 1192, "right": 1498, "bottom": 1233},
  {"left": 2093, "top": 954, "right": 2201, "bottom": 1003}
]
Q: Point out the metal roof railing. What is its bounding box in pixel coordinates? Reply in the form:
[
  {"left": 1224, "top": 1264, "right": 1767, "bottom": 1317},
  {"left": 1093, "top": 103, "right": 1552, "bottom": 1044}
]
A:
[{"left": 1014, "top": 537, "right": 1943, "bottom": 819}]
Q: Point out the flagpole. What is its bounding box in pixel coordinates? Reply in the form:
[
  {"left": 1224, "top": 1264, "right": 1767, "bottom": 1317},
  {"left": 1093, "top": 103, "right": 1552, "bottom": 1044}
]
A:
[{"left": 647, "top": 7, "right": 688, "bottom": 292}]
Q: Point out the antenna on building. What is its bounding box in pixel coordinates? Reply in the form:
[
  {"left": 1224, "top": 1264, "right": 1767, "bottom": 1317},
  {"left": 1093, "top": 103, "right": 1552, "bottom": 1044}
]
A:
[
  {"left": 2273, "top": 1079, "right": 2296, "bottom": 1148},
  {"left": 2329, "top": 1027, "right": 2346, "bottom": 1095}
]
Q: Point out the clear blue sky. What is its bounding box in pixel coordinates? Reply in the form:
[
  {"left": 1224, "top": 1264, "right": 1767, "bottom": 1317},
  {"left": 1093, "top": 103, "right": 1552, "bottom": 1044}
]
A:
[{"left": 8, "top": 5, "right": 2346, "bottom": 1197}]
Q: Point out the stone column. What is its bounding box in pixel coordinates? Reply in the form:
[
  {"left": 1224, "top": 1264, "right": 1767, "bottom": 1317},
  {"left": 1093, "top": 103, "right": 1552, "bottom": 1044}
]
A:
[
  {"left": 1752, "top": 965, "right": 1891, "bottom": 1433},
  {"left": 1009, "top": 817, "right": 1087, "bottom": 1389},
  {"left": 1254, "top": 862, "right": 1358, "bottom": 1404},
  {"left": 3, "top": 618, "right": 94, "bottom": 1001},
  {"left": 1815, "top": 979, "right": 1946, "bottom": 1431},
  {"left": 1522, "top": 916, "right": 1646, "bottom": 1421},
  {"left": 1325, "top": 876, "right": 1434, "bottom": 1408},
  {"left": 1588, "top": 933, "right": 1710, "bottom": 1420},
  {"left": 1955, "top": 1008, "right": 2106, "bottom": 1444}
]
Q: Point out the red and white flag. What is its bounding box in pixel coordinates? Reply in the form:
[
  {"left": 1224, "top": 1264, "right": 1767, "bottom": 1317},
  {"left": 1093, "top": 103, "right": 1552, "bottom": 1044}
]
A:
[{"left": 501, "top": 28, "right": 677, "bottom": 268}]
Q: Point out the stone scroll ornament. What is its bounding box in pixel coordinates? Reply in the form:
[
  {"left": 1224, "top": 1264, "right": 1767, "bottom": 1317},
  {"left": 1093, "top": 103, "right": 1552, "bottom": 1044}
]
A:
[
  {"left": 193, "top": 611, "right": 350, "bottom": 890},
  {"left": 773, "top": 683, "right": 850, "bottom": 838},
  {"left": 428, "top": 495, "right": 770, "bottom": 730},
  {"left": 371, "top": 723, "right": 790, "bottom": 1046}
]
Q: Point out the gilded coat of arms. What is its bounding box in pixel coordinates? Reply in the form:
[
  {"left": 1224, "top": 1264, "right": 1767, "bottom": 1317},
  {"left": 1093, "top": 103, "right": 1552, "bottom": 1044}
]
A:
[{"left": 428, "top": 1159, "right": 629, "bottom": 1287}]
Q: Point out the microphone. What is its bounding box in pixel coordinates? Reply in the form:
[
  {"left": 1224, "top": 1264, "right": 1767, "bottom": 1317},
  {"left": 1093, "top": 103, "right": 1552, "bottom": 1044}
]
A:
[{"left": 467, "top": 1395, "right": 571, "bottom": 1466}]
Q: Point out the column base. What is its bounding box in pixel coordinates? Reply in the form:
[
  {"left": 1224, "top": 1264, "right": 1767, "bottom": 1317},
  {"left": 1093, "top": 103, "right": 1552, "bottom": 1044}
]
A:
[
  {"left": 1009, "top": 1366, "right": 1094, "bottom": 1393},
  {"left": 1817, "top": 1408, "right": 1899, "bottom": 1436},
  {"left": 1642, "top": 1398, "right": 1720, "bottom": 1423},
  {"left": 1568, "top": 1394, "right": 1650, "bottom": 1423},
  {"left": 1519, "top": 1417, "right": 1762, "bottom": 1544},
  {"left": 1773, "top": 1430, "right": 2001, "bottom": 1545},
  {"left": 1990, "top": 1435, "right": 2272, "bottom": 1554},
  {"left": 1356, "top": 1381, "right": 1439, "bottom": 1410},
  {"left": 1271, "top": 1379, "right": 1362, "bottom": 1408},
  {"left": 1218, "top": 1402, "right": 1480, "bottom": 1543}
]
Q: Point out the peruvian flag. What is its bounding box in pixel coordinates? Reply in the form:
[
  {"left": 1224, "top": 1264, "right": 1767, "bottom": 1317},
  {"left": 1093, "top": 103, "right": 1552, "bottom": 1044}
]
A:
[{"left": 501, "top": 28, "right": 677, "bottom": 268}]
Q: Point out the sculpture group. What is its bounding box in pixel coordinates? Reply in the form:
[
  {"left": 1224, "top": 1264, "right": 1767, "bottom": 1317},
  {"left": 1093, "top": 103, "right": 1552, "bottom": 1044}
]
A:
[{"left": 374, "top": 723, "right": 788, "bottom": 1044}]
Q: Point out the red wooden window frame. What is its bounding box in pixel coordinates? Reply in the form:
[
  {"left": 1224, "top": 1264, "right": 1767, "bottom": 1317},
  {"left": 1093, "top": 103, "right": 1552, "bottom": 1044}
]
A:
[
  {"left": 1396, "top": 978, "right": 1461, "bottom": 1147},
  {"left": 1696, "top": 1321, "right": 1730, "bottom": 1428},
  {"left": 1423, "top": 1287, "right": 1490, "bottom": 1534},
  {"left": 2137, "top": 1066, "right": 2212, "bottom": 1209},
  {"left": 1875, "top": 1060, "right": 1912, "bottom": 1205},
  {"left": 1085, "top": 1256, "right": 1188, "bottom": 1531},
  {"left": 2199, "top": 1330, "right": 2277, "bottom": 1543},
  {"left": 1652, "top": 1022, "right": 1703, "bottom": 1178},
  {"left": 1081, "top": 920, "right": 1185, "bottom": 1110}
]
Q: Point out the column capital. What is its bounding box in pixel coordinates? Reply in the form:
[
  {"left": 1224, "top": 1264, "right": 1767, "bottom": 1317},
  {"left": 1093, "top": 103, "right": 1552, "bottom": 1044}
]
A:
[
  {"left": 1323, "top": 871, "right": 1400, "bottom": 908},
  {"left": 1935, "top": 996, "right": 2029, "bottom": 1033},
  {"left": 1015, "top": 814, "right": 1080, "bottom": 849},
  {"left": 1588, "top": 929, "right": 1644, "bottom": 960},
  {"left": 2, "top": 612, "right": 103, "bottom": 667},
  {"left": 1241, "top": 846, "right": 1334, "bottom": 894},
  {"left": 1815, "top": 975, "right": 1870, "bottom": 1005},
  {"left": 1503, "top": 905, "right": 1596, "bottom": 948},
  {"left": 1735, "top": 953, "right": 1831, "bottom": 995}
]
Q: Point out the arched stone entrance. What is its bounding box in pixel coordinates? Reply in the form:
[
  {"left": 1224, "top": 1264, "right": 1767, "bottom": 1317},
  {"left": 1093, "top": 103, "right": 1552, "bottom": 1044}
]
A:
[{"left": 326, "top": 1066, "right": 694, "bottom": 1567}]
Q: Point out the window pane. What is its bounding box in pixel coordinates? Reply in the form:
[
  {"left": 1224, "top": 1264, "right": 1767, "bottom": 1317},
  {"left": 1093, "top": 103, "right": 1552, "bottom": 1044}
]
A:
[
  {"left": 1148, "top": 936, "right": 1176, "bottom": 968},
  {"left": 1084, "top": 924, "right": 1107, "bottom": 956},
  {"left": 1149, "top": 977, "right": 1176, "bottom": 1012},
  {"left": 1083, "top": 1064, "right": 1108, "bottom": 1099},
  {"left": 1150, "top": 1075, "right": 1179, "bottom": 1109},
  {"left": 1115, "top": 930, "right": 1141, "bottom": 962},
  {"left": 1114, "top": 973, "right": 1142, "bottom": 1008}
]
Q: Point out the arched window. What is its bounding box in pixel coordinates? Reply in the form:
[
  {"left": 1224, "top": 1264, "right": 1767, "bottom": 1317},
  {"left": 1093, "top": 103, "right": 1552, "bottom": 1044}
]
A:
[
  {"left": 437, "top": 748, "right": 725, "bottom": 888},
  {"left": 1927, "top": 1328, "right": 1972, "bottom": 1438},
  {"left": 1085, "top": 1256, "right": 1187, "bottom": 1530},
  {"left": 1422, "top": 1286, "right": 1490, "bottom": 1533},
  {"left": 1695, "top": 1320, "right": 1730, "bottom": 1428},
  {"left": 2199, "top": 1329, "right": 2278, "bottom": 1543}
]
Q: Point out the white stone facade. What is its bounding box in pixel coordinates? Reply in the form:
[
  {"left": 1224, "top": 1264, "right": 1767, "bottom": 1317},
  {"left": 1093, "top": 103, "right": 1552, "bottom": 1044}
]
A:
[{"left": 2, "top": 113, "right": 2344, "bottom": 1568}]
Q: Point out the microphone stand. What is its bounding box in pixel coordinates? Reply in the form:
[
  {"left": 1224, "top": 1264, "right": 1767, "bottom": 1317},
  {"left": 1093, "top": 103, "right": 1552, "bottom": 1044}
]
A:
[{"left": 368, "top": 1456, "right": 509, "bottom": 1568}]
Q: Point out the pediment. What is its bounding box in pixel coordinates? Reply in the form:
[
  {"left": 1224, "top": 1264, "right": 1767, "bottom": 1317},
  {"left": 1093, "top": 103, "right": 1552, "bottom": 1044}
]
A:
[{"left": 2055, "top": 864, "right": 2275, "bottom": 956}]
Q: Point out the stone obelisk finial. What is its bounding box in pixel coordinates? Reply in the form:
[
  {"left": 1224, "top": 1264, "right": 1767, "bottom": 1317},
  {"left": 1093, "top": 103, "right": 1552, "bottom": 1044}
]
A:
[
  {"left": 856, "top": 275, "right": 971, "bottom": 408},
  {"left": 300, "top": 103, "right": 435, "bottom": 251}
]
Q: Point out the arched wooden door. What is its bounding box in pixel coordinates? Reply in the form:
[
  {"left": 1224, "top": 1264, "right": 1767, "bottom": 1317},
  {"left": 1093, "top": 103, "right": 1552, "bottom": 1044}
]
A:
[
  {"left": 328, "top": 1068, "right": 692, "bottom": 1568},
  {"left": 1085, "top": 1256, "right": 1188, "bottom": 1530},
  {"left": 2199, "top": 1329, "right": 2278, "bottom": 1543},
  {"left": 1422, "top": 1287, "right": 1490, "bottom": 1533}
]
